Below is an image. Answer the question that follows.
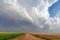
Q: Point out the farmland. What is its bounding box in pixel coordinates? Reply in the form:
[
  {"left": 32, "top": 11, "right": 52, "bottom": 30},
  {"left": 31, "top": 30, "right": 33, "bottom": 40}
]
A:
[
  {"left": 0, "top": 32, "right": 60, "bottom": 40},
  {"left": 31, "top": 33, "right": 60, "bottom": 40},
  {"left": 0, "top": 32, "right": 24, "bottom": 40}
]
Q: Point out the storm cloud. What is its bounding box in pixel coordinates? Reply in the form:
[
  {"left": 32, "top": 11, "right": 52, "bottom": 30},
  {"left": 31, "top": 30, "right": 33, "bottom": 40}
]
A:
[{"left": 0, "top": 0, "right": 60, "bottom": 33}]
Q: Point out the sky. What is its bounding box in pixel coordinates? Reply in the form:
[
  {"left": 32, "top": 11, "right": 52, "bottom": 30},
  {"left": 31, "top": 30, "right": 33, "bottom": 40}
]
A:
[
  {"left": 49, "top": 0, "right": 60, "bottom": 17},
  {"left": 0, "top": 0, "right": 60, "bottom": 33}
]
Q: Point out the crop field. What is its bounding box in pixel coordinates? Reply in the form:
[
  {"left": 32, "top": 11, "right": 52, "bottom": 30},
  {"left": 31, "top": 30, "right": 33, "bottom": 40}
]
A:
[
  {"left": 0, "top": 32, "right": 60, "bottom": 40},
  {"left": 0, "top": 32, "right": 24, "bottom": 40},
  {"left": 31, "top": 33, "right": 60, "bottom": 40}
]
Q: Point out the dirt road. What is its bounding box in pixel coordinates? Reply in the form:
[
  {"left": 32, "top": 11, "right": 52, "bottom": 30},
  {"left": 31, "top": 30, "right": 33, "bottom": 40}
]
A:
[{"left": 8, "top": 33, "right": 45, "bottom": 40}]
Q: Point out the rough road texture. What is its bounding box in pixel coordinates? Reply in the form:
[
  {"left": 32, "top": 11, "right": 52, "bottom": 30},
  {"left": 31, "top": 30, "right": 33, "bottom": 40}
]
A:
[
  {"left": 18, "top": 34, "right": 45, "bottom": 40},
  {"left": 9, "top": 33, "right": 45, "bottom": 40}
]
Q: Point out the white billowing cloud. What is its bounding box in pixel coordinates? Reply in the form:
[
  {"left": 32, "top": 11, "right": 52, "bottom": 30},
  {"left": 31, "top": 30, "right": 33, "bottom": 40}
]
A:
[
  {"left": 3, "top": 0, "right": 17, "bottom": 5},
  {"left": 46, "top": 17, "right": 60, "bottom": 32},
  {"left": 30, "top": 0, "right": 59, "bottom": 30},
  {"left": 46, "top": 17, "right": 60, "bottom": 29},
  {"left": 0, "top": 0, "right": 60, "bottom": 32},
  {"left": 48, "top": 0, "right": 57, "bottom": 6}
]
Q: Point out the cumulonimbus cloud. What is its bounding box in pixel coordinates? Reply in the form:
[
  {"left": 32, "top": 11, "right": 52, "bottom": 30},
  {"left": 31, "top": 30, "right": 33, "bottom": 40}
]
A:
[{"left": 0, "top": 0, "right": 60, "bottom": 33}]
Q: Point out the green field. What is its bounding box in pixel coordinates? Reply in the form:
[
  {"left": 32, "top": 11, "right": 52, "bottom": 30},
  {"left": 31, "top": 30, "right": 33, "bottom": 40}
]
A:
[
  {"left": 0, "top": 32, "right": 60, "bottom": 40},
  {"left": 31, "top": 33, "right": 60, "bottom": 40},
  {"left": 0, "top": 32, "right": 24, "bottom": 40}
]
